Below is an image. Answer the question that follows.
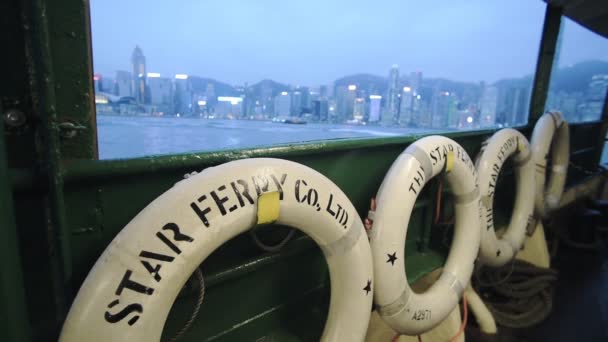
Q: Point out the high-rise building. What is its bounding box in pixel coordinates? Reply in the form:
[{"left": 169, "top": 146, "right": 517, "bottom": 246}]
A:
[
  {"left": 330, "top": 99, "right": 340, "bottom": 120},
  {"left": 497, "top": 85, "right": 531, "bottom": 126},
  {"left": 368, "top": 95, "right": 382, "bottom": 123},
  {"left": 335, "top": 84, "right": 357, "bottom": 122},
  {"left": 131, "top": 46, "right": 147, "bottom": 104},
  {"left": 291, "top": 90, "right": 303, "bottom": 116},
  {"left": 411, "top": 92, "right": 424, "bottom": 127},
  {"left": 415, "top": 96, "right": 432, "bottom": 128},
  {"left": 254, "top": 100, "right": 264, "bottom": 116},
  {"left": 430, "top": 91, "right": 457, "bottom": 128},
  {"left": 287, "top": 86, "right": 312, "bottom": 115},
  {"left": 588, "top": 74, "right": 608, "bottom": 101},
  {"left": 103, "top": 78, "right": 116, "bottom": 95},
  {"left": 93, "top": 74, "right": 115, "bottom": 95},
  {"left": 583, "top": 74, "right": 608, "bottom": 121},
  {"left": 302, "top": 87, "right": 312, "bottom": 111},
  {"left": 259, "top": 84, "right": 274, "bottom": 116},
  {"left": 335, "top": 86, "right": 347, "bottom": 120},
  {"left": 480, "top": 86, "right": 498, "bottom": 127},
  {"left": 205, "top": 83, "right": 217, "bottom": 112},
  {"left": 440, "top": 91, "right": 460, "bottom": 128},
  {"left": 147, "top": 73, "right": 172, "bottom": 112},
  {"left": 353, "top": 98, "right": 366, "bottom": 122},
  {"left": 309, "top": 90, "right": 320, "bottom": 104},
  {"left": 312, "top": 99, "right": 329, "bottom": 121},
  {"left": 242, "top": 85, "right": 256, "bottom": 118},
  {"left": 274, "top": 92, "right": 291, "bottom": 117},
  {"left": 173, "top": 74, "right": 192, "bottom": 115},
  {"left": 399, "top": 87, "right": 414, "bottom": 125},
  {"left": 319, "top": 85, "right": 328, "bottom": 98},
  {"left": 115, "top": 71, "right": 132, "bottom": 98},
  {"left": 93, "top": 74, "right": 103, "bottom": 93},
  {"left": 215, "top": 96, "right": 243, "bottom": 118},
  {"left": 215, "top": 98, "right": 231, "bottom": 118},
  {"left": 386, "top": 64, "right": 400, "bottom": 124}
]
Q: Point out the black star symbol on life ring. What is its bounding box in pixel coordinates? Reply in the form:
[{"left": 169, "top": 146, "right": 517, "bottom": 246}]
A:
[
  {"left": 496, "top": 249, "right": 501, "bottom": 257},
  {"left": 387, "top": 252, "right": 398, "bottom": 266},
  {"left": 363, "top": 280, "right": 372, "bottom": 295}
]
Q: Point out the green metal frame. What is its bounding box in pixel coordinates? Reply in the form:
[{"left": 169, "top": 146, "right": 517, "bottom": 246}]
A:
[
  {"left": 1, "top": 1, "right": 608, "bottom": 341},
  {"left": 0, "top": 108, "right": 31, "bottom": 342},
  {"left": 27, "top": 0, "right": 73, "bottom": 319},
  {"left": 529, "top": 4, "right": 563, "bottom": 122}
]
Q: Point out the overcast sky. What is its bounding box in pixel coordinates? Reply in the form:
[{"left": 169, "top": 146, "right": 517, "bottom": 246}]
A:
[{"left": 91, "top": 0, "right": 608, "bottom": 86}]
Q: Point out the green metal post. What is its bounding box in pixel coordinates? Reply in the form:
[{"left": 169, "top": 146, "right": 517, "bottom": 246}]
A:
[
  {"left": 528, "top": 4, "right": 563, "bottom": 123},
  {"left": 0, "top": 114, "right": 31, "bottom": 342},
  {"left": 45, "top": 0, "right": 98, "bottom": 159},
  {"left": 27, "top": 0, "right": 73, "bottom": 318}
]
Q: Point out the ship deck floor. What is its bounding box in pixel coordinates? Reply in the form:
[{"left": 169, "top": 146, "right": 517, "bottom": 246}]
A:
[{"left": 521, "top": 245, "right": 608, "bottom": 342}]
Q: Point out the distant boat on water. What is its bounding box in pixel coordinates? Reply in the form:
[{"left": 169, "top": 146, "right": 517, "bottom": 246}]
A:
[
  {"left": 284, "top": 117, "right": 307, "bottom": 124},
  {"left": 272, "top": 116, "right": 307, "bottom": 124}
]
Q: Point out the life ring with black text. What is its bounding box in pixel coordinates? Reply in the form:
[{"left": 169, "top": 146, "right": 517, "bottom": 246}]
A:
[
  {"left": 530, "top": 111, "right": 569, "bottom": 218},
  {"left": 475, "top": 128, "right": 535, "bottom": 267},
  {"left": 369, "top": 136, "right": 481, "bottom": 335},
  {"left": 59, "top": 158, "right": 374, "bottom": 342}
]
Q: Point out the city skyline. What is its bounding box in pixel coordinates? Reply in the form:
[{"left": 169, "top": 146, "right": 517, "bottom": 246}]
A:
[
  {"left": 95, "top": 45, "right": 608, "bottom": 129},
  {"left": 96, "top": 45, "right": 596, "bottom": 93},
  {"left": 91, "top": 0, "right": 608, "bottom": 86}
]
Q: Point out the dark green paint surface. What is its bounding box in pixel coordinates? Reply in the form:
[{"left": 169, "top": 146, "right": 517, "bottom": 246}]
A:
[
  {"left": 0, "top": 110, "right": 31, "bottom": 342},
  {"left": 0, "top": 0, "right": 607, "bottom": 341}
]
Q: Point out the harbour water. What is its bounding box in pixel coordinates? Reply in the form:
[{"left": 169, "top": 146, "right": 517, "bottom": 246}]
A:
[{"left": 97, "top": 115, "right": 439, "bottom": 159}]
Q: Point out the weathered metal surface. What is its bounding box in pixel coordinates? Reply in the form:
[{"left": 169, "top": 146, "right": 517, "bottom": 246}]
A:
[
  {"left": 45, "top": 0, "right": 97, "bottom": 159},
  {"left": 28, "top": 0, "right": 74, "bottom": 323},
  {"left": 529, "top": 5, "right": 563, "bottom": 122},
  {"left": 0, "top": 0, "right": 38, "bottom": 168},
  {"left": 0, "top": 108, "right": 31, "bottom": 342}
]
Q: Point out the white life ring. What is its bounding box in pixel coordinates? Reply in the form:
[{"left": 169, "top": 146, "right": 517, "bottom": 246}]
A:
[
  {"left": 530, "top": 111, "right": 569, "bottom": 217},
  {"left": 59, "top": 158, "right": 373, "bottom": 342},
  {"left": 475, "top": 129, "right": 535, "bottom": 267},
  {"left": 369, "top": 136, "right": 481, "bottom": 335}
]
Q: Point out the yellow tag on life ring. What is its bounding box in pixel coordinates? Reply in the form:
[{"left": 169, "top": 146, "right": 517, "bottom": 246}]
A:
[
  {"left": 446, "top": 151, "right": 454, "bottom": 173},
  {"left": 257, "top": 191, "right": 280, "bottom": 224}
]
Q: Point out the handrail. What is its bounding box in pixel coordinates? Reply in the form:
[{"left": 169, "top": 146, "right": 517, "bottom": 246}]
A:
[{"left": 61, "top": 127, "right": 506, "bottom": 183}]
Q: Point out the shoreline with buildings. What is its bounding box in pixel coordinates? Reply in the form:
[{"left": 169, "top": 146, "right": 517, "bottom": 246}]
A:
[{"left": 94, "top": 46, "right": 608, "bottom": 129}]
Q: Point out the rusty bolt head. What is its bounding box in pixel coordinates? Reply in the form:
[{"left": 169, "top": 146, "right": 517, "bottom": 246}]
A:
[{"left": 3, "top": 109, "right": 27, "bottom": 128}]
